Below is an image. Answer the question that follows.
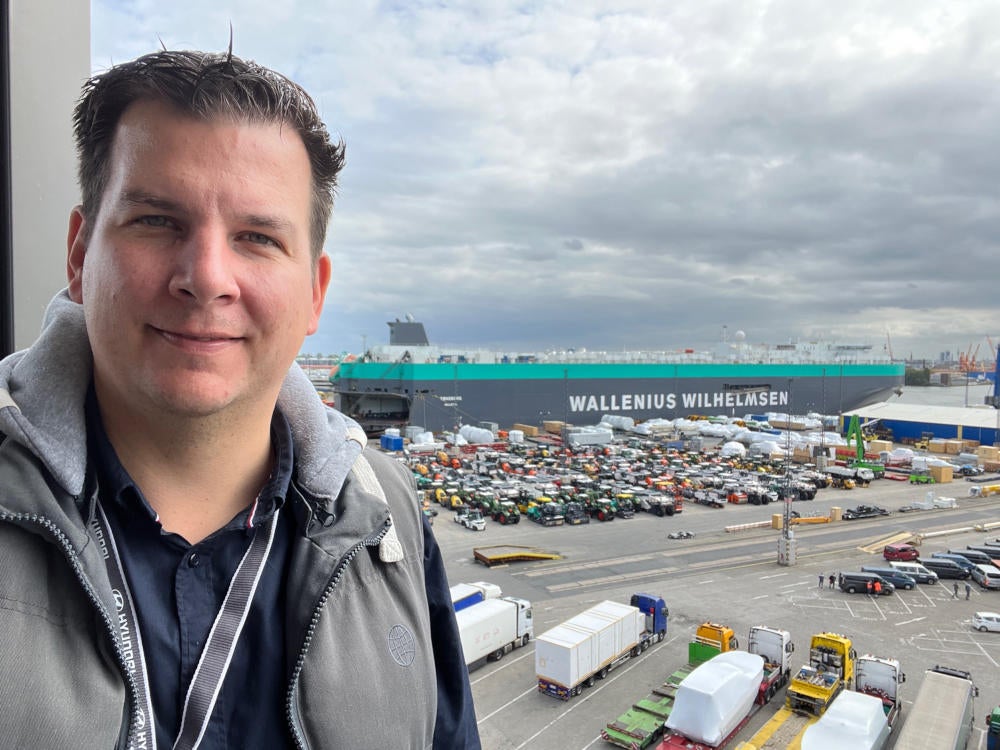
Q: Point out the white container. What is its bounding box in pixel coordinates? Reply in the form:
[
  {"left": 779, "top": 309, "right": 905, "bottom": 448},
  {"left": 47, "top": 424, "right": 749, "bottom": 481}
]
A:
[
  {"left": 535, "top": 601, "right": 642, "bottom": 690},
  {"left": 508, "top": 429, "right": 525, "bottom": 444},
  {"left": 384, "top": 427, "right": 401, "bottom": 437}
]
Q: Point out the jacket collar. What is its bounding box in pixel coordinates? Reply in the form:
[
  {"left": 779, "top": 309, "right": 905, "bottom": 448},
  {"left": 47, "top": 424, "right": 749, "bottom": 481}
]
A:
[{"left": 0, "top": 290, "right": 367, "bottom": 510}]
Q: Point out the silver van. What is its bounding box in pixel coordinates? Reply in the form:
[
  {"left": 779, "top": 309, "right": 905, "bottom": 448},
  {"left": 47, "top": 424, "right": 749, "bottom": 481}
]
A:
[
  {"left": 971, "top": 564, "right": 1000, "bottom": 590},
  {"left": 888, "top": 561, "right": 939, "bottom": 584}
]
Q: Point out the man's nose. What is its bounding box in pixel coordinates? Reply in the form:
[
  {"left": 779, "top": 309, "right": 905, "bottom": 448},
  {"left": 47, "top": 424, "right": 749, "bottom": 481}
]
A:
[{"left": 168, "top": 226, "right": 241, "bottom": 303}]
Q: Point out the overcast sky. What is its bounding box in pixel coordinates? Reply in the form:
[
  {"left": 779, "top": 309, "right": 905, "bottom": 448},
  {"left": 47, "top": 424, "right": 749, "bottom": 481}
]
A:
[{"left": 92, "top": 1, "right": 1000, "bottom": 365}]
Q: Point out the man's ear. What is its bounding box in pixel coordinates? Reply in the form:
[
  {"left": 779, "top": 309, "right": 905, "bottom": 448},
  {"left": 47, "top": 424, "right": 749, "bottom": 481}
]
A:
[
  {"left": 67, "top": 207, "right": 88, "bottom": 303},
  {"left": 307, "top": 253, "right": 332, "bottom": 335}
]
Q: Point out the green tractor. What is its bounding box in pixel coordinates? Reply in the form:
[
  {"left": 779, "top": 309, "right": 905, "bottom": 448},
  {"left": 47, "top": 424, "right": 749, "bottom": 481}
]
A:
[
  {"left": 481, "top": 495, "right": 521, "bottom": 524},
  {"left": 586, "top": 496, "right": 617, "bottom": 522}
]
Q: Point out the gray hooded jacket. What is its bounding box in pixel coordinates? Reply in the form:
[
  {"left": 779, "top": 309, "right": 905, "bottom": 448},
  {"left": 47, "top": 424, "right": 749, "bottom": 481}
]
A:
[{"left": 0, "top": 292, "right": 457, "bottom": 748}]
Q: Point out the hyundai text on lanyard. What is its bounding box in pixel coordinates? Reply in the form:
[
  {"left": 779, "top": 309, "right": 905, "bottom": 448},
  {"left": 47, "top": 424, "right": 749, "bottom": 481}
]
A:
[{"left": 94, "top": 502, "right": 279, "bottom": 750}]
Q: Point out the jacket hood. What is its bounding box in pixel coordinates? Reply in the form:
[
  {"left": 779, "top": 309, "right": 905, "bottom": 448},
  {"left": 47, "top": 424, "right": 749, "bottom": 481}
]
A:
[{"left": 0, "top": 290, "right": 366, "bottom": 504}]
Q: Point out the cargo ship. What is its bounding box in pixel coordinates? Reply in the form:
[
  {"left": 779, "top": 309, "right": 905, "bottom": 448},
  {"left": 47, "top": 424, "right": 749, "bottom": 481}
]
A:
[{"left": 331, "top": 318, "right": 905, "bottom": 434}]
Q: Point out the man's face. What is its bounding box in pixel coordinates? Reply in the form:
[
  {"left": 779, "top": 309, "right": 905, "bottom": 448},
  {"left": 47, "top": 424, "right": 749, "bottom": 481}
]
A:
[{"left": 67, "top": 99, "right": 331, "bottom": 423}]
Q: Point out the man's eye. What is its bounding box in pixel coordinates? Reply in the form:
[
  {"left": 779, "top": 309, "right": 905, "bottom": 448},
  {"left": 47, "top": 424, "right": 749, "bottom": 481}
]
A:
[
  {"left": 243, "top": 232, "right": 279, "bottom": 247},
  {"left": 137, "top": 215, "right": 173, "bottom": 228}
]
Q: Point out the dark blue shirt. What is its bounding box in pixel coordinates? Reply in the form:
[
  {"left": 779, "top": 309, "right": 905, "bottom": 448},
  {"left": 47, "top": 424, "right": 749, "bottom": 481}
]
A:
[
  {"left": 88, "top": 392, "right": 295, "bottom": 750},
  {"left": 86, "top": 391, "right": 480, "bottom": 748}
]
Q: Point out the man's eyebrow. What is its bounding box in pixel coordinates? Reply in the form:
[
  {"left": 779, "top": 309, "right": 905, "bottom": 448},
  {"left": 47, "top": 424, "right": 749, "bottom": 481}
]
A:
[
  {"left": 120, "top": 191, "right": 294, "bottom": 234},
  {"left": 121, "top": 190, "right": 183, "bottom": 212},
  {"left": 240, "top": 214, "right": 295, "bottom": 235}
]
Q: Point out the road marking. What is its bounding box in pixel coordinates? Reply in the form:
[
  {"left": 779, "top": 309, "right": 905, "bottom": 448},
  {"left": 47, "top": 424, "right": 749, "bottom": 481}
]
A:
[
  {"left": 896, "top": 617, "right": 926, "bottom": 626},
  {"left": 760, "top": 573, "right": 789, "bottom": 580},
  {"left": 482, "top": 634, "right": 682, "bottom": 749},
  {"left": 470, "top": 648, "right": 534, "bottom": 686},
  {"left": 752, "top": 594, "right": 769, "bottom": 600}
]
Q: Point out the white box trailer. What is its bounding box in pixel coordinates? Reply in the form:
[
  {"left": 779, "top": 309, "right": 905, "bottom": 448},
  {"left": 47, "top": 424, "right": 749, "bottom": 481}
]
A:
[
  {"left": 456, "top": 596, "right": 532, "bottom": 668},
  {"left": 535, "top": 600, "right": 643, "bottom": 699}
]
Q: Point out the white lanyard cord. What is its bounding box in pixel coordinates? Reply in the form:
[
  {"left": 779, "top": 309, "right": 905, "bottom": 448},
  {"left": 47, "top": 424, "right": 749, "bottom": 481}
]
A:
[{"left": 94, "top": 503, "right": 279, "bottom": 750}]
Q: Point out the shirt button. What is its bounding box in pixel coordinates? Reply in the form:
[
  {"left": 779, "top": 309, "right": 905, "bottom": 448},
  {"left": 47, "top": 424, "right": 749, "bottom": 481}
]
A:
[{"left": 188, "top": 552, "right": 201, "bottom": 568}]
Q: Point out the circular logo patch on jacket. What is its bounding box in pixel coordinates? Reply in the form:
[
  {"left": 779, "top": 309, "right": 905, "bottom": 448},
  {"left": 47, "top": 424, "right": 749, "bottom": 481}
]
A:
[{"left": 388, "top": 624, "right": 416, "bottom": 666}]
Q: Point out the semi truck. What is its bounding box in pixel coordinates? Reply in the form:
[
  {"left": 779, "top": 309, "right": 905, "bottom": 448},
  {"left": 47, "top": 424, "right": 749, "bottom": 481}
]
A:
[
  {"left": 455, "top": 596, "right": 532, "bottom": 667},
  {"left": 536, "top": 593, "right": 668, "bottom": 700},
  {"left": 736, "top": 632, "right": 855, "bottom": 749},
  {"left": 601, "top": 622, "right": 740, "bottom": 749},
  {"left": 892, "top": 666, "right": 978, "bottom": 750},
  {"left": 450, "top": 581, "right": 502, "bottom": 612},
  {"left": 654, "top": 627, "right": 794, "bottom": 750},
  {"left": 798, "top": 654, "right": 904, "bottom": 750}
]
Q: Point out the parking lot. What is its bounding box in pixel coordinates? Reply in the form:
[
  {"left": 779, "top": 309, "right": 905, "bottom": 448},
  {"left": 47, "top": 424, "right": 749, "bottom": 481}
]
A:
[{"left": 433, "top": 475, "right": 1000, "bottom": 749}]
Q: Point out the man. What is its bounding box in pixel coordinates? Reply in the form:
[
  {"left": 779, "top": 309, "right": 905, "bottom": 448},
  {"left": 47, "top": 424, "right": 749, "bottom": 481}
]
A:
[
  {"left": 0, "top": 49, "right": 479, "bottom": 748},
  {"left": 965, "top": 581, "right": 972, "bottom": 600}
]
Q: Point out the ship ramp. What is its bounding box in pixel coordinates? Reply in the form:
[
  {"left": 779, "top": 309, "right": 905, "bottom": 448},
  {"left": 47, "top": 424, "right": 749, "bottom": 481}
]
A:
[{"left": 473, "top": 545, "right": 562, "bottom": 567}]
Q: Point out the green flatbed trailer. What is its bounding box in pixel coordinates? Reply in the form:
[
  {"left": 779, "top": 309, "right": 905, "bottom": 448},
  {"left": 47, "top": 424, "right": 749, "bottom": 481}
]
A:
[{"left": 601, "top": 641, "right": 723, "bottom": 749}]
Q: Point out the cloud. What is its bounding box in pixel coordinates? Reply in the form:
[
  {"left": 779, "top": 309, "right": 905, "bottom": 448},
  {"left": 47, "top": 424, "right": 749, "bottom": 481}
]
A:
[{"left": 92, "top": 0, "right": 1000, "bottom": 361}]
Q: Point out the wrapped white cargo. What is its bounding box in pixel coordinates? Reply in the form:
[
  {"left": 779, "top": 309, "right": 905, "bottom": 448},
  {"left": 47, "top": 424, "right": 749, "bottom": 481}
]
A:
[
  {"left": 600, "top": 414, "right": 635, "bottom": 430},
  {"left": 665, "top": 650, "right": 764, "bottom": 746},
  {"left": 535, "top": 601, "right": 642, "bottom": 695},
  {"left": 800, "top": 690, "right": 889, "bottom": 750},
  {"left": 460, "top": 425, "right": 495, "bottom": 444}
]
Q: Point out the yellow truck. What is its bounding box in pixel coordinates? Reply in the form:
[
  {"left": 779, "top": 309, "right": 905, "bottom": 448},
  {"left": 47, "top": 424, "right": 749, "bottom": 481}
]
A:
[{"left": 736, "top": 632, "right": 854, "bottom": 750}]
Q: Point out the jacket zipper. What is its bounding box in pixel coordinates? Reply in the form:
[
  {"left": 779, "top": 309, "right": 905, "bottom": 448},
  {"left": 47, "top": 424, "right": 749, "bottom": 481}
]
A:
[
  {"left": 0, "top": 511, "right": 142, "bottom": 750},
  {"left": 285, "top": 522, "right": 390, "bottom": 750}
]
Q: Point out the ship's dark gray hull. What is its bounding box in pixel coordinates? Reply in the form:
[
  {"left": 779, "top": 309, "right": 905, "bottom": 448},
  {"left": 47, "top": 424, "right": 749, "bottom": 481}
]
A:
[{"left": 336, "top": 365, "right": 903, "bottom": 433}]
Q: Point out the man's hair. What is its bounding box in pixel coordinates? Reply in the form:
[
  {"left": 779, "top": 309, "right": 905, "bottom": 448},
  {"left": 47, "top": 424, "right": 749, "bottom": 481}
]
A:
[{"left": 73, "top": 49, "right": 345, "bottom": 261}]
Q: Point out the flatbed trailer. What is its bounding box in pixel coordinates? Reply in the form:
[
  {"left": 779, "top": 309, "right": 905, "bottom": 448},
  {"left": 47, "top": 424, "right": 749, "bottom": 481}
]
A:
[
  {"left": 472, "top": 545, "right": 562, "bottom": 566},
  {"left": 602, "top": 625, "right": 738, "bottom": 749},
  {"left": 734, "top": 706, "right": 816, "bottom": 750},
  {"left": 659, "top": 709, "right": 759, "bottom": 750},
  {"left": 602, "top": 664, "right": 693, "bottom": 749}
]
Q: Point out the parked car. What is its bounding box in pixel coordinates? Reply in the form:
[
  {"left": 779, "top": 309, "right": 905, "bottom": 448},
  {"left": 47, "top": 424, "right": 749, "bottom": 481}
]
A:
[
  {"left": 883, "top": 543, "right": 920, "bottom": 561},
  {"left": 973, "top": 612, "right": 1000, "bottom": 632},
  {"left": 861, "top": 566, "right": 917, "bottom": 590},
  {"left": 971, "top": 564, "right": 1000, "bottom": 590},
  {"left": 838, "top": 571, "right": 895, "bottom": 595},
  {"left": 965, "top": 545, "right": 1000, "bottom": 563},
  {"left": 920, "top": 557, "right": 971, "bottom": 579},
  {"left": 929, "top": 552, "right": 978, "bottom": 571},
  {"left": 948, "top": 549, "right": 1000, "bottom": 568},
  {"left": 888, "top": 561, "right": 939, "bottom": 584}
]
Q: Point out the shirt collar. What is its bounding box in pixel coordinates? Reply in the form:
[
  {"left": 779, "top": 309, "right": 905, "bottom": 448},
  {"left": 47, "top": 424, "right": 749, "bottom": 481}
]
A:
[{"left": 86, "top": 386, "right": 295, "bottom": 532}]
